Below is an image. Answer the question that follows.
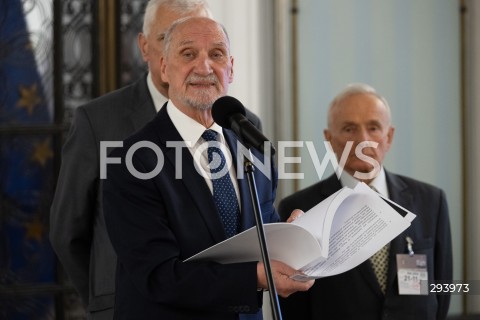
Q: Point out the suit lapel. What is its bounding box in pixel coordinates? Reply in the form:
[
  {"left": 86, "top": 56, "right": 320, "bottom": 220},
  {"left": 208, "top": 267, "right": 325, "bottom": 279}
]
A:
[
  {"left": 384, "top": 171, "right": 414, "bottom": 294},
  {"left": 385, "top": 170, "right": 413, "bottom": 213},
  {"left": 153, "top": 108, "right": 226, "bottom": 243}
]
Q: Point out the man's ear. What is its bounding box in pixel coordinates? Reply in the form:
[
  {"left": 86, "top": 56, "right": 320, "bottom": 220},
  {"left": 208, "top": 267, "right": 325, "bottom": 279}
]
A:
[
  {"left": 160, "top": 56, "right": 168, "bottom": 83},
  {"left": 324, "top": 129, "right": 331, "bottom": 141},
  {"left": 228, "top": 56, "right": 234, "bottom": 83},
  {"left": 386, "top": 126, "right": 395, "bottom": 151},
  {"left": 137, "top": 33, "right": 148, "bottom": 62}
]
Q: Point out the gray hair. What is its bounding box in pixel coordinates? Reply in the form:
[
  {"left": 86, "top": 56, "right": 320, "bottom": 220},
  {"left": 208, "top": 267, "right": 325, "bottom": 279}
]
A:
[
  {"left": 163, "top": 16, "right": 230, "bottom": 57},
  {"left": 328, "top": 83, "right": 392, "bottom": 127},
  {"left": 142, "top": 0, "right": 213, "bottom": 36}
]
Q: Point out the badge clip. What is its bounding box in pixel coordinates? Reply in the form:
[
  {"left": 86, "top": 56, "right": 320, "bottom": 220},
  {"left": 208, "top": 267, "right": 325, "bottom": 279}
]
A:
[{"left": 406, "top": 236, "right": 414, "bottom": 256}]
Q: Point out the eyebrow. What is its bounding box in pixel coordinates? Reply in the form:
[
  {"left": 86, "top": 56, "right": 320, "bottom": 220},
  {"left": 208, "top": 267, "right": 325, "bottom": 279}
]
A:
[
  {"left": 367, "top": 120, "right": 384, "bottom": 127},
  {"left": 340, "top": 121, "right": 357, "bottom": 127}
]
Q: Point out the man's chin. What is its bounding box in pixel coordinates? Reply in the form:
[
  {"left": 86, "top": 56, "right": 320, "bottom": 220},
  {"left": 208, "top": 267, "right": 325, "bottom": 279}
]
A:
[{"left": 183, "top": 97, "right": 216, "bottom": 111}]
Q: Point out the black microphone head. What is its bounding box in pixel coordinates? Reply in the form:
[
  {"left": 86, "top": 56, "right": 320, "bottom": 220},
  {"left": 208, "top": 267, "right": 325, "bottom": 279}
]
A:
[{"left": 211, "top": 96, "right": 246, "bottom": 128}]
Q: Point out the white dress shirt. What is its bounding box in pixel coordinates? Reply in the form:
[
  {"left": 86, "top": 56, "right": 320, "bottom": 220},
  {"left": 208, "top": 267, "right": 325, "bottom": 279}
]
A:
[
  {"left": 146, "top": 72, "right": 168, "bottom": 112},
  {"left": 166, "top": 101, "right": 241, "bottom": 204},
  {"left": 339, "top": 167, "right": 390, "bottom": 199}
]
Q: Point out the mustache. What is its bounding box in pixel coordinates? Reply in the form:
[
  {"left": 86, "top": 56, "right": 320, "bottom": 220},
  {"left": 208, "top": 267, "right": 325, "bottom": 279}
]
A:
[{"left": 186, "top": 74, "right": 219, "bottom": 85}]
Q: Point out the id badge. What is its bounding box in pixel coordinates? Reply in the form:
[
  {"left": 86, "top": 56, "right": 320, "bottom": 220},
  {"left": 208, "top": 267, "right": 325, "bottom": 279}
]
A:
[{"left": 396, "top": 254, "right": 428, "bottom": 295}]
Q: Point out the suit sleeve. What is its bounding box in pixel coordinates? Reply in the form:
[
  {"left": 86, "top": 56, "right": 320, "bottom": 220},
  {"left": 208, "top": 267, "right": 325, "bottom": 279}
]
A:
[
  {"left": 435, "top": 189, "right": 452, "bottom": 320},
  {"left": 50, "top": 107, "right": 98, "bottom": 304},
  {"left": 278, "top": 197, "right": 295, "bottom": 222}
]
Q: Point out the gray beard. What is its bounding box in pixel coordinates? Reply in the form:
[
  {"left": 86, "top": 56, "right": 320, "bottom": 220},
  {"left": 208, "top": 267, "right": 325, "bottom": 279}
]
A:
[
  {"left": 182, "top": 90, "right": 217, "bottom": 111},
  {"left": 186, "top": 99, "right": 212, "bottom": 111}
]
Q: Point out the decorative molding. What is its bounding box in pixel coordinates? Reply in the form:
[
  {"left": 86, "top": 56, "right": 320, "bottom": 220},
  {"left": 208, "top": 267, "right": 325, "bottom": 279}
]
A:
[{"left": 98, "top": 0, "right": 117, "bottom": 95}]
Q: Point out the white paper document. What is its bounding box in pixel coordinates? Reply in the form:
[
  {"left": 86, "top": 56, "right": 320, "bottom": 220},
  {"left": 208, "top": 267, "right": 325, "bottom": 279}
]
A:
[{"left": 186, "top": 182, "right": 416, "bottom": 280}]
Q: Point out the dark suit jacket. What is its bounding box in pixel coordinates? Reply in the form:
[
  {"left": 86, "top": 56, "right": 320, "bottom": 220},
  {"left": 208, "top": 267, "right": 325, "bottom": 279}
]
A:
[
  {"left": 50, "top": 73, "right": 263, "bottom": 316},
  {"left": 278, "top": 172, "right": 452, "bottom": 320},
  {"left": 102, "top": 105, "right": 278, "bottom": 320},
  {"left": 50, "top": 75, "right": 157, "bottom": 315}
]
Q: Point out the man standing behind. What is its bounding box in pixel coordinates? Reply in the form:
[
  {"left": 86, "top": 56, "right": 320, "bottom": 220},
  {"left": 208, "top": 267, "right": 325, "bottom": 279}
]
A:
[
  {"left": 102, "top": 16, "right": 313, "bottom": 319},
  {"left": 278, "top": 83, "right": 452, "bottom": 320},
  {"left": 49, "top": 1, "right": 230, "bottom": 318}
]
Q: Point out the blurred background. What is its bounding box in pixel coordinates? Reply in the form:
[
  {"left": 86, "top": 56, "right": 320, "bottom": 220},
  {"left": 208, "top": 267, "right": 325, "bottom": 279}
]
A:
[{"left": 0, "top": 0, "right": 478, "bottom": 318}]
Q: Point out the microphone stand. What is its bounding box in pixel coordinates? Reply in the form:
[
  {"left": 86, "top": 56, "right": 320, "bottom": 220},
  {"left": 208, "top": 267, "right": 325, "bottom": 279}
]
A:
[{"left": 243, "top": 153, "right": 282, "bottom": 320}]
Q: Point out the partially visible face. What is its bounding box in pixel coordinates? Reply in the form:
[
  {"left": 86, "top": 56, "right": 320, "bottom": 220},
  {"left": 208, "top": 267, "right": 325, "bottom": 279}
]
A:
[
  {"left": 160, "top": 17, "right": 234, "bottom": 112},
  {"left": 138, "top": 6, "right": 209, "bottom": 96},
  {"left": 324, "top": 93, "right": 394, "bottom": 179}
]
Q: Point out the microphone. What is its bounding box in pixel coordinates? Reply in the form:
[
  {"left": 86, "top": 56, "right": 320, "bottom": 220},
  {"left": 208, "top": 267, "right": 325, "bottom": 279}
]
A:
[{"left": 212, "top": 96, "right": 273, "bottom": 154}]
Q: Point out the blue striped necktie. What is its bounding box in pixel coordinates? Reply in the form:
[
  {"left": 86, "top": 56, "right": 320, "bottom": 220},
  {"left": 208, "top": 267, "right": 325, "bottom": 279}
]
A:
[{"left": 202, "top": 130, "right": 240, "bottom": 238}]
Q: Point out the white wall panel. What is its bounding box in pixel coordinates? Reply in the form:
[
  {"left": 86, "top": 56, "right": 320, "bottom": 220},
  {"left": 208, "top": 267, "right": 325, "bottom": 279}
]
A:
[{"left": 206, "top": 0, "right": 275, "bottom": 138}]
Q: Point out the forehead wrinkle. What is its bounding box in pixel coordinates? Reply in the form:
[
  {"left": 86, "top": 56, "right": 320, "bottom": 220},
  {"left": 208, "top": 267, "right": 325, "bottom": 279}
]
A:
[
  {"left": 176, "top": 39, "right": 228, "bottom": 51},
  {"left": 178, "top": 39, "right": 194, "bottom": 47}
]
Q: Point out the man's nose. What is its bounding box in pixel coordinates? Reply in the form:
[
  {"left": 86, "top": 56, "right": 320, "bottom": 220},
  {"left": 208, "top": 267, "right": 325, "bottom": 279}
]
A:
[
  {"left": 355, "top": 128, "right": 370, "bottom": 142},
  {"left": 194, "top": 53, "right": 213, "bottom": 75}
]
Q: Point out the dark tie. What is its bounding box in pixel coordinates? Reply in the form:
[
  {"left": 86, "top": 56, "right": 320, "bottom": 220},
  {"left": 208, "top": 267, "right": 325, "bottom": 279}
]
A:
[
  {"left": 369, "top": 185, "right": 389, "bottom": 293},
  {"left": 201, "top": 130, "right": 240, "bottom": 238}
]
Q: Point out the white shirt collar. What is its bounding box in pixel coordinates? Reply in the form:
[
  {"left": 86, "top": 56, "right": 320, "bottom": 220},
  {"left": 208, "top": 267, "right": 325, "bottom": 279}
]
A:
[
  {"left": 146, "top": 72, "right": 168, "bottom": 112},
  {"left": 339, "top": 167, "right": 390, "bottom": 198},
  {"left": 166, "top": 100, "right": 224, "bottom": 147},
  {"left": 166, "top": 100, "right": 239, "bottom": 200}
]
